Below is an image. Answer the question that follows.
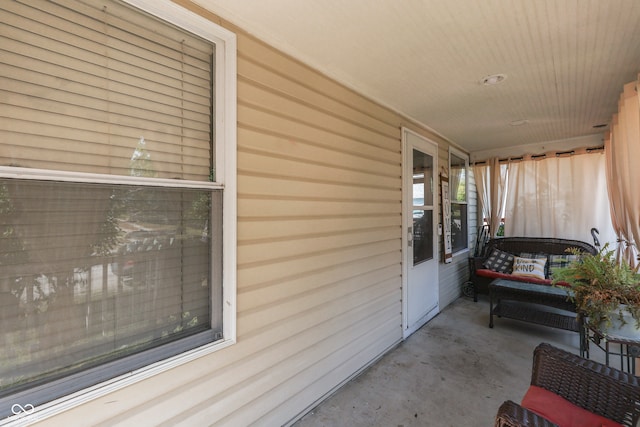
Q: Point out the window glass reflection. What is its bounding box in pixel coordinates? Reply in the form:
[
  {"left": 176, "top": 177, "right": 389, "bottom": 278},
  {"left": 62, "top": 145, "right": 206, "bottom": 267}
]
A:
[
  {"left": 413, "top": 210, "right": 433, "bottom": 265},
  {"left": 450, "top": 153, "right": 466, "bottom": 202},
  {"left": 413, "top": 150, "right": 433, "bottom": 206}
]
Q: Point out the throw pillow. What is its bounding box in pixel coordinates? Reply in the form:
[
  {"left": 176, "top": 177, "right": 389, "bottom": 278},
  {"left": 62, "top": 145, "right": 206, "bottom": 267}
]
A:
[
  {"left": 483, "top": 248, "right": 515, "bottom": 273},
  {"left": 519, "top": 252, "right": 550, "bottom": 278},
  {"left": 548, "top": 254, "right": 580, "bottom": 278},
  {"left": 511, "top": 256, "right": 546, "bottom": 280},
  {"left": 518, "top": 252, "right": 547, "bottom": 260},
  {"left": 522, "top": 385, "right": 623, "bottom": 427}
]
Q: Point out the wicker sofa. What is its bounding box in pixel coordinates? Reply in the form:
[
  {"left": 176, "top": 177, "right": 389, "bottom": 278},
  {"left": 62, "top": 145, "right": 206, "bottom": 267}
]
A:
[
  {"left": 495, "top": 343, "right": 640, "bottom": 427},
  {"left": 470, "top": 236, "right": 597, "bottom": 302}
]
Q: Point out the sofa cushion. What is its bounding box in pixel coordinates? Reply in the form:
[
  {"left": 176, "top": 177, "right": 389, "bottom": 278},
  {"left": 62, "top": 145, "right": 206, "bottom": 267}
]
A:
[
  {"left": 475, "top": 268, "right": 572, "bottom": 287},
  {"left": 475, "top": 269, "right": 553, "bottom": 285},
  {"left": 522, "top": 385, "right": 623, "bottom": 427},
  {"left": 512, "top": 256, "right": 547, "bottom": 280},
  {"left": 483, "top": 248, "right": 515, "bottom": 273}
]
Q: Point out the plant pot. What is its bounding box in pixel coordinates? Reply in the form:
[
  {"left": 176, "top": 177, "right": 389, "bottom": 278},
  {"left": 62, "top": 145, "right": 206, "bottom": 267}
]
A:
[{"left": 599, "top": 307, "right": 640, "bottom": 340}]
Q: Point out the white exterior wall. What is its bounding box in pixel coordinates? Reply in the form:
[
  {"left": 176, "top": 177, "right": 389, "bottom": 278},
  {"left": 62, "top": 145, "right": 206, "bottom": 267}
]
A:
[{"left": 29, "top": 2, "right": 471, "bottom": 425}]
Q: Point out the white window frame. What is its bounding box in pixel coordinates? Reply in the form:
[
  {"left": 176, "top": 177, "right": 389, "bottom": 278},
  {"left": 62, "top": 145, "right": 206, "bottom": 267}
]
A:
[
  {"left": 1, "top": 1, "right": 236, "bottom": 424},
  {"left": 449, "top": 147, "right": 469, "bottom": 256}
]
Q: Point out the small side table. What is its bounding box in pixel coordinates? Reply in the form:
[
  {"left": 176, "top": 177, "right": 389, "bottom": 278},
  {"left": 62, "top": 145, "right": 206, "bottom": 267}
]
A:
[{"left": 581, "top": 323, "right": 640, "bottom": 374}]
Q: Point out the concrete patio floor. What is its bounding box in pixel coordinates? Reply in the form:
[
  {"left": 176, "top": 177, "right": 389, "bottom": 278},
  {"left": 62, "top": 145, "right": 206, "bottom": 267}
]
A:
[{"left": 293, "top": 295, "right": 611, "bottom": 427}]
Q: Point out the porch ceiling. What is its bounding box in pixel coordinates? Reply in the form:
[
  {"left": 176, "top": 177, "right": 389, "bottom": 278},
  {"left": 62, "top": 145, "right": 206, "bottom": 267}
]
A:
[{"left": 193, "top": 0, "right": 640, "bottom": 155}]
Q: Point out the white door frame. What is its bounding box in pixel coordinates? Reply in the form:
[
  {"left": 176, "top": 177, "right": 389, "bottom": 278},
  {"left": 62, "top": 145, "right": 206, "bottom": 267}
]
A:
[{"left": 401, "top": 128, "right": 440, "bottom": 339}]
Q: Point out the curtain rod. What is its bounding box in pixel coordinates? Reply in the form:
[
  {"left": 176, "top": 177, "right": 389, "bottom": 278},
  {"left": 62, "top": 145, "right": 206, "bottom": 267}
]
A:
[{"left": 472, "top": 145, "right": 604, "bottom": 166}]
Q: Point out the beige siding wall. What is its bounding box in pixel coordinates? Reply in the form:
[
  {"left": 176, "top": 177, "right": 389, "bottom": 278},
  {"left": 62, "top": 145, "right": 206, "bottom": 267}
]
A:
[{"left": 32, "top": 2, "right": 470, "bottom": 425}]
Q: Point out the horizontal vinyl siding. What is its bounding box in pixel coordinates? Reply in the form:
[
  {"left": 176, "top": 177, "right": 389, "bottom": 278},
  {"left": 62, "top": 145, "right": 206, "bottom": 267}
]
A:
[
  {"left": 467, "top": 161, "right": 478, "bottom": 244},
  {"left": 439, "top": 257, "right": 468, "bottom": 307},
  {"left": 231, "top": 31, "right": 404, "bottom": 425},
  {"left": 468, "top": 167, "right": 479, "bottom": 251},
  {"left": 31, "top": 1, "right": 467, "bottom": 425}
]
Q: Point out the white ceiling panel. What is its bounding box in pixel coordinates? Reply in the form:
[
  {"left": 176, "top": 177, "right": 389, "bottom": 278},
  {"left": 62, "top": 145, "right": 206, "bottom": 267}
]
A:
[{"left": 193, "top": 0, "right": 640, "bottom": 153}]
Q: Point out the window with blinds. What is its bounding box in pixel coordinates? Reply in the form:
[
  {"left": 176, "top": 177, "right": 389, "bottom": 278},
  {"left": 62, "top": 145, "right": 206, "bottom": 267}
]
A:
[
  {"left": 0, "top": 0, "right": 235, "bottom": 418},
  {"left": 2, "top": 0, "right": 213, "bottom": 179},
  {"left": 450, "top": 150, "right": 469, "bottom": 254}
]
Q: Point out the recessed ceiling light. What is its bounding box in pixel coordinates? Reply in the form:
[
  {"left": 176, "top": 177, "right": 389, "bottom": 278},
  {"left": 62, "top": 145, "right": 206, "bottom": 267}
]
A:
[
  {"left": 510, "top": 119, "right": 529, "bottom": 126},
  {"left": 480, "top": 74, "right": 507, "bottom": 85}
]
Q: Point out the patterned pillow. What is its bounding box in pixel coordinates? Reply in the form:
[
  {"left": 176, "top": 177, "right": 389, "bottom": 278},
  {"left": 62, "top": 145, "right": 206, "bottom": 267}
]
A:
[
  {"left": 519, "top": 252, "right": 547, "bottom": 260},
  {"left": 483, "top": 248, "right": 515, "bottom": 273},
  {"left": 548, "top": 254, "right": 580, "bottom": 278},
  {"left": 512, "top": 256, "right": 547, "bottom": 280}
]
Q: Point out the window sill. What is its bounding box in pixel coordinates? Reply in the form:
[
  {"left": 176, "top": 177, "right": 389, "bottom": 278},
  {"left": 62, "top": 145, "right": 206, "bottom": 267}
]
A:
[
  {"left": 2, "top": 338, "right": 236, "bottom": 426},
  {"left": 451, "top": 248, "right": 471, "bottom": 258}
]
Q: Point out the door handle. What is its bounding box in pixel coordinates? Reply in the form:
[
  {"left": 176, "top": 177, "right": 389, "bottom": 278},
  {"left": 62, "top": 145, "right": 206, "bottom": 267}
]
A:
[{"left": 407, "top": 226, "right": 413, "bottom": 247}]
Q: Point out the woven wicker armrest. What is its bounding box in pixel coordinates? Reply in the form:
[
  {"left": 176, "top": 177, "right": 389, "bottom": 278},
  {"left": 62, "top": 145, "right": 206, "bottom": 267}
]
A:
[
  {"left": 494, "top": 400, "right": 559, "bottom": 427},
  {"left": 530, "top": 343, "right": 640, "bottom": 426}
]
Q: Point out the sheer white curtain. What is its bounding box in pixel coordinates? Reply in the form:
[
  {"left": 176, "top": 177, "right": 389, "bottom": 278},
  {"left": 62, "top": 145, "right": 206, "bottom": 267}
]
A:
[
  {"left": 473, "top": 157, "right": 508, "bottom": 237},
  {"left": 473, "top": 163, "right": 490, "bottom": 226},
  {"left": 606, "top": 78, "right": 640, "bottom": 267},
  {"left": 504, "top": 152, "right": 616, "bottom": 246}
]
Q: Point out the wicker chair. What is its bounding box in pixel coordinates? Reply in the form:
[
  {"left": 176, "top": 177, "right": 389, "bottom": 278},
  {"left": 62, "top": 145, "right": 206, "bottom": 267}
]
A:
[{"left": 495, "top": 343, "right": 640, "bottom": 427}]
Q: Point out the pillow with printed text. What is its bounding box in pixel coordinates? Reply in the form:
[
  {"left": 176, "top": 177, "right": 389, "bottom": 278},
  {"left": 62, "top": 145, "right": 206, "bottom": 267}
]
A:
[{"left": 511, "top": 256, "right": 547, "bottom": 280}]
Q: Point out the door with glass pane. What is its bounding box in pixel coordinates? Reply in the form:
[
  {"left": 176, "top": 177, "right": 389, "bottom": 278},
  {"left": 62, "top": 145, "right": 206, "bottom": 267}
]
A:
[{"left": 402, "top": 129, "right": 439, "bottom": 338}]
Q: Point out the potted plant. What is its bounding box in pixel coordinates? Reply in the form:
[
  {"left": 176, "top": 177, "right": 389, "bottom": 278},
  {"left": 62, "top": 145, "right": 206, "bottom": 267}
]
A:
[{"left": 552, "top": 244, "right": 640, "bottom": 339}]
